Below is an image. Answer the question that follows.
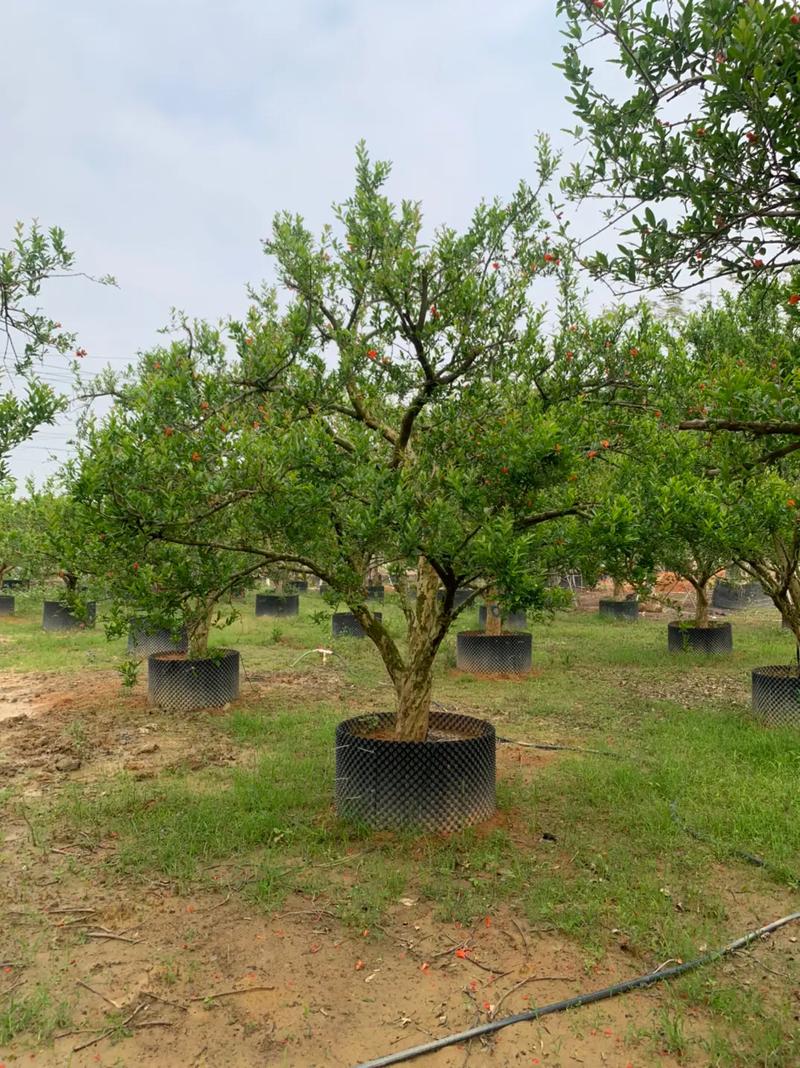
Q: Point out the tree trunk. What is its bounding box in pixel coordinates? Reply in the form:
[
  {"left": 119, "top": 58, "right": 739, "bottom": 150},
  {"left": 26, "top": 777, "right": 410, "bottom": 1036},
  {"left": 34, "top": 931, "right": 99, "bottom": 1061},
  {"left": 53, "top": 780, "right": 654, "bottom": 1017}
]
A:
[
  {"left": 693, "top": 579, "right": 710, "bottom": 628},
  {"left": 187, "top": 600, "right": 215, "bottom": 659},
  {"left": 349, "top": 558, "right": 446, "bottom": 740},
  {"left": 393, "top": 656, "right": 436, "bottom": 740},
  {"left": 391, "top": 559, "right": 444, "bottom": 739},
  {"left": 484, "top": 589, "right": 502, "bottom": 636},
  {"left": 612, "top": 578, "right": 625, "bottom": 601}
]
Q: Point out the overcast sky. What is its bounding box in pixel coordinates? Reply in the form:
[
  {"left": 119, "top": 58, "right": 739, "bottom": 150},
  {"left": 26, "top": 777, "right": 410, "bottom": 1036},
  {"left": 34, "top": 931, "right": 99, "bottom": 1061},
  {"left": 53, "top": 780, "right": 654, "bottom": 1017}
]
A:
[{"left": 4, "top": 0, "right": 586, "bottom": 484}]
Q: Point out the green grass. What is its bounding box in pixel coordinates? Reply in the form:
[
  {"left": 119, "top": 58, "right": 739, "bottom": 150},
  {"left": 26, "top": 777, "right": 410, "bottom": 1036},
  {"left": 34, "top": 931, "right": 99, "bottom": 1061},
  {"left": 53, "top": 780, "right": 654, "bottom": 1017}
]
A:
[
  {"left": 0, "top": 986, "right": 71, "bottom": 1046},
  {"left": 5, "top": 593, "right": 800, "bottom": 1062}
]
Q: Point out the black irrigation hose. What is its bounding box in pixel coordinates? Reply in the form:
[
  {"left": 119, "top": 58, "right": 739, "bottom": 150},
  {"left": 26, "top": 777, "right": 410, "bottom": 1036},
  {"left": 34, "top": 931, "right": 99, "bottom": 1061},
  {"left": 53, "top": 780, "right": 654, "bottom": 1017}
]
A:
[
  {"left": 669, "top": 800, "right": 799, "bottom": 887},
  {"left": 497, "top": 736, "right": 621, "bottom": 758},
  {"left": 354, "top": 911, "right": 800, "bottom": 1068}
]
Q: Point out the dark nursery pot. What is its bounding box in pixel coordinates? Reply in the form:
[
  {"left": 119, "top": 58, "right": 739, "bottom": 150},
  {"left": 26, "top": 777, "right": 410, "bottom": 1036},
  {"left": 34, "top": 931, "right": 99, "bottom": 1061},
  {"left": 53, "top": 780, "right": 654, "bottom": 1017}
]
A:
[
  {"left": 128, "top": 623, "right": 188, "bottom": 658},
  {"left": 599, "top": 598, "right": 639, "bottom": 622},
  {"left": 2, "top": 578, "right": 29, "bottom": 590},
  {"left": 751, "top": 666, "right": 800, "bottom": 728},
  {"left": 667, "top": 621, "right": 732, "bottom": 654},
  {"left": 332, "top": 611, "right": 382, "bottom": 638},
  {"left": 287, "top": 580, "right": 309, "bottom": 593},
  {"left": 148, "top": 649, "right": 240, "bottom": 712},
  {"left": 437, "top": 588, "right": 474, "bottom": 609},
  {"left": 367, "top": 585, "right": 385, "bottom": 602},
  {"left": 0, "top": 595, "right": 14, "bottom": 616},
  {"left": 478, "top": 605, "right": 527, "bottom": 630},
  {"left": 711, "top": 580, "right": 772, "bottom": 611},
  {"left": 42, "top": 601, "right": 96, "bottom": 631},
  {"left": 256, "top": 593, "right": 299, "bottom": 618},
  {"left": 456, "top": 631, "right": 532, "bottom": 675},
  {"left": 335, "top": 710, "right": 496, "bottom": 832}
]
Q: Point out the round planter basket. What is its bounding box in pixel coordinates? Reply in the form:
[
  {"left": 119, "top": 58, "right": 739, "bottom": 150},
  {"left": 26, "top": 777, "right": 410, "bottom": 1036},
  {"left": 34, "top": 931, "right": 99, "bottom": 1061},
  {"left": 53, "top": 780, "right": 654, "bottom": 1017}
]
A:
[
  {"left": 478, "top": 606, "right": 527, "bottom": 630},
  {"left": 128, "top": 623, "right": 188, "bottom": 658},
  {"left": 599, "top": 598, "right": 639, "bottom": 622},
  {"left": 335, "top": 710, "right": 496, "bottom": 832},
  {"left": 42, "top": 601, "right": 96, "bottom": 632},
  {"left": 148, "top": 649, "right": 240, "bottom": 712},
  {"left": 751, "top": 666, "right": 800, "bottom": 728},
  {"left": 0, "top": 595, "right": 14, "bottom": 616},
  {"left": 667, "top": 621, "right": 732, "bottom": 654},
  {"left": 367, "top": 585, "right": 385, "bottom": 602},
  {"left": 332, "top": 611, "right": 382, "bottom": 638},
  {"left": 456, "top": 631, "right": 532, "bottom": 675},
  {"left": 255, "top": 593, "right": 299, "bottom": 618},
  {"left": 712, "top": 580, "right": 772, "bottom": 611}
]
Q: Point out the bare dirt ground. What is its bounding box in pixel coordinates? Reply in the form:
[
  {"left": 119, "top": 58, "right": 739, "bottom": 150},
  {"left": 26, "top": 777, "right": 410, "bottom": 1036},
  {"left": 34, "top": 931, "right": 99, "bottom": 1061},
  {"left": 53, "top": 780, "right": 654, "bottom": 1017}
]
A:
[{"left": 2, "top": 669, "right": 798, "bottom": 1068}]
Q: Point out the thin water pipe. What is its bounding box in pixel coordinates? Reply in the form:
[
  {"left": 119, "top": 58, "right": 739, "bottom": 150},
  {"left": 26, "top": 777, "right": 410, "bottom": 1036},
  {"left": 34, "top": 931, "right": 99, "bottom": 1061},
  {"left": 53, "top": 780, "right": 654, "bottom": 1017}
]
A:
[{"left": 353, "top": 911, "right": 800, "bottom": 1068}]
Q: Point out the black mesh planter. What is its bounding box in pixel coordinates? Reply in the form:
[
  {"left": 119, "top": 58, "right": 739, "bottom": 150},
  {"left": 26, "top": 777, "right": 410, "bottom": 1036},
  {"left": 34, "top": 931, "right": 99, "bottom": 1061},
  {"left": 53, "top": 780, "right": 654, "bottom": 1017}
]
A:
[
  {"left": 437, "top": 588, "right": 474, "bottom": 609},
  {"left": 42, "top": 601, "right": 96, "bottom": 631},
  {"left": 332, "top": 611, "right": 382, "bottom": 638},
  {"left": 712, "top": 580, "right": 772, "bottom": 611},
  {"left": 599, "top": 598, "right": 639, "bottom": 622},
  {"left": 751, "top": 666, "right": 800, "bottom": 727},
  {"left": 335, "top": 711, "right": 496, "bottom": 832},
  {"left": 667, "top": 621, "right": 732, "bottom": 654},
  {"left": 0, "top": 595, "right": 14, "bottom": 616},
  {"left": 478, "top": 606, "right": 527, "bottom": 630},
  {"left": 456, "top": 631, "right": 532, "bottom": 675},
  {"left": 128, "top": 623, "right": 188, "bottom": 658},
  {"left": 255, "top": 593, "right": 299, "bottom": 618},
  {"left": 367, "top": 585, "right": 385, "bottom": 602},
  {"left": 148, "top": 649, "right": 240, "bottom": 712}
]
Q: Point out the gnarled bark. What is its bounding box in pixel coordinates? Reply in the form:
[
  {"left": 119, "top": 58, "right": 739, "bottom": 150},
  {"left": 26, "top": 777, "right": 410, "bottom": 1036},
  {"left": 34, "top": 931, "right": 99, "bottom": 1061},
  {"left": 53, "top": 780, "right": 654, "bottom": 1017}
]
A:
[
  {"left": 484, "top": 589, "right": 502, "bottom": 636},
  {"left": 351, "top": 557, "right": 446, "bottom": 740},
  {"left": 689, "top": 577, "right": 711, "bottom": 628}
]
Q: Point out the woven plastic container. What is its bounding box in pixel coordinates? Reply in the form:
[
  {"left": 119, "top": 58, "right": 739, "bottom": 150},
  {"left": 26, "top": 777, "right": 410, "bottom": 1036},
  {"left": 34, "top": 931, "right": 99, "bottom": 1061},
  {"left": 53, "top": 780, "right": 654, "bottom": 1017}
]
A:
[
  {"left": 478, "top": 606, "right": 527, "bottom": 630},
  {"left": 751, "top": 666, "right": 800, "bottom": 727},
  {"left": 42, "top": 601, "right": 96, "bottom": 631},
  {"left": 0, "top": 595, "right": 14, "bottom": 616},
  {"left": 599, "top": 598, "right": 639, "bottom": 622},
  {"left": 456, "top": 631, "right": 532, "bottom": 675},
  {"left": 335, "top": 711, "right": 496, "bottom": 831},
  {"left": 332, "top": 611, "right": 382, "bottom": 638},
  {"left": 255, "top": 594, "right": 299, "bottom": 618},
  {"left": 148, "top": 649, "right": 240, "bottom": 712},
  {"left": 128, "top": 623, "right": 188, "bottom": 658},
  {"left": 667, "top": 621, "right": 732, "bottom": 654},
  {"left": 712, "top": 580, "right": 772, "bottom": 610}
]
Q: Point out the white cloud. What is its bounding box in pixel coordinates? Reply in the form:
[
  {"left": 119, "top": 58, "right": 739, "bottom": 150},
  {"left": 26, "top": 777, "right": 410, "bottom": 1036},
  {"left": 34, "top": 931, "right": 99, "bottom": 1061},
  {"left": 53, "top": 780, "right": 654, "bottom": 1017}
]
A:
[{"left": 3, "top": 0, "right": 577, "bottom": 482}]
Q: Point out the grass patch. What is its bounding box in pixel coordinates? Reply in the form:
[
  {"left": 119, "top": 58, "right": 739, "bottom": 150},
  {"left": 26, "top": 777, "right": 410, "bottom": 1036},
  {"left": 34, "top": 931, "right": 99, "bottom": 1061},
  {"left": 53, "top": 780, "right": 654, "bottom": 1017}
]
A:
[
  {"left": 11, "top": 600, "right": 800, "bottom": 1062},
  {"left": 0, "top": 986, "right": 71, "bottom": 1046}
]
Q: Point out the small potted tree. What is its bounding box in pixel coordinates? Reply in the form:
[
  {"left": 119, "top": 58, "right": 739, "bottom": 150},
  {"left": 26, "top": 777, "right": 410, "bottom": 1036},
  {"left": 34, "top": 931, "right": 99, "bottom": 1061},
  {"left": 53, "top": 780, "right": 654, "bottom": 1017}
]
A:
[
  {"left": 66, "top": 326, "right": 262, "bottom": 711},
  {"left": 0, "top": 482, "right": 28, "bottom": 615},
  {"left": 582, "top": 494, "right": 655, "bottom": 622},
  {"left": 732, "top": 472, "right": 800, "bottom": 724},
  {"left": 614, "top": 423, "right": 741, "bottom": 653},
  {"left": 22, "top": 488, "right": 98, "bottom": 631},
  {"left": 255, "top": 569, "right": 300, "bottom": 618}
]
